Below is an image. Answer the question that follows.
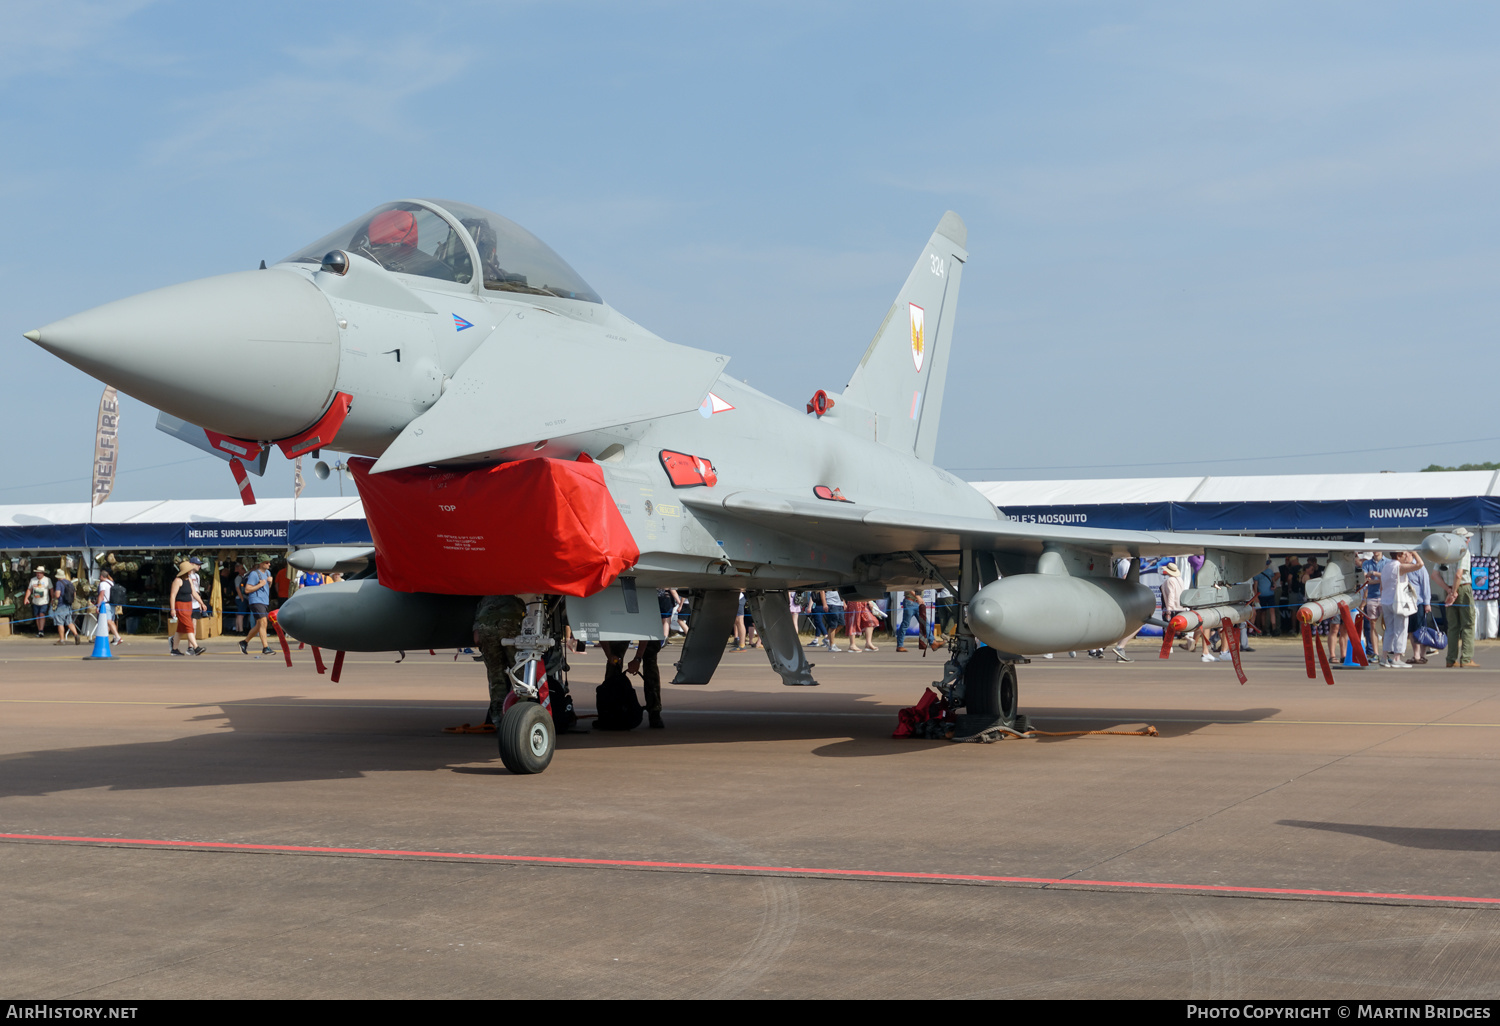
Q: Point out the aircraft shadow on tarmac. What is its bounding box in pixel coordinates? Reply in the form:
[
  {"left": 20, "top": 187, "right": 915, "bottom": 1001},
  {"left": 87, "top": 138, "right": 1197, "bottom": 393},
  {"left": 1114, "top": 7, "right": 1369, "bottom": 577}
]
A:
[
  {"left": 809, "top": 706, "right": 1281, "bottom": 756},
  {"left": 1277, "top": 820, "right": 1500, "bottom": 852},
  {"left": 0, "top": 696, "right": 1283, "bottom": 793},
  {"left": 0, "top": 693, "right": 900, "bottom": 794}
]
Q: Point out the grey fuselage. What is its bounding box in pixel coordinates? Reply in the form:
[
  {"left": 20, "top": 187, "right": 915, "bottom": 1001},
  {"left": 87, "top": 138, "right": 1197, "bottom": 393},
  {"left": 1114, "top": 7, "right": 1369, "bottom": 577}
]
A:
[
  {"left": 35, "top": 200, "right": 1444, "bottom": 666},
  {"left": 29, "top": 197, "right": 996, "bottom": 596},
  {"left": 288, "top": 256, "right": 999, "bottom": 592}
]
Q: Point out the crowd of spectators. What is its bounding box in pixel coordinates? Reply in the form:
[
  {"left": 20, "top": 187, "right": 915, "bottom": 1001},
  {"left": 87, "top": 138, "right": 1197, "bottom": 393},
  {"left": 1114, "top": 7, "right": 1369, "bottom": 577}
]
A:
[{"left": 3, "top": 551, "right": 319, "bottom": 643}]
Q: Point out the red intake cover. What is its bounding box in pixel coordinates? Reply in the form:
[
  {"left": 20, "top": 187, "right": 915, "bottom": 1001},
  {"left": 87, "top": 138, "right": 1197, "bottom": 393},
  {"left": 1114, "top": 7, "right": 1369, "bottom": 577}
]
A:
[
  {"left": 659, "top": 450, "right": 718, "bottom": 488},
  {"left": 350, "top": 456, "right": 639, "bottom": 597}
]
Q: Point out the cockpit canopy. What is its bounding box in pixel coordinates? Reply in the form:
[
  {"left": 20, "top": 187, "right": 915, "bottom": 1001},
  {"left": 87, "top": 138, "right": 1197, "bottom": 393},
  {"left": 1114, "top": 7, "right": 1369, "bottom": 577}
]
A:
[{"left": 283, "top": 199, "right": 602, "bottom": 304}]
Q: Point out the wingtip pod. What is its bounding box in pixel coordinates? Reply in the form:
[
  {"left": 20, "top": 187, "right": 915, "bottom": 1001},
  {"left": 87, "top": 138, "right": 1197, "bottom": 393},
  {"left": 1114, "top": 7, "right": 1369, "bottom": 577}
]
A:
[
  {"left": 936, "top": 211, "right": 966, "bottom": 250},
  {"left": 1419, "top": 532, "right": 1469, "bottom": 565}
]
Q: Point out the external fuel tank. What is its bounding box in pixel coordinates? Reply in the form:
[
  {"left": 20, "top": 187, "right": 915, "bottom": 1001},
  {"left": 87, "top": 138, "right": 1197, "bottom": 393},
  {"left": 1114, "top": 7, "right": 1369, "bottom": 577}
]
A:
[{"left": 966, "top": 574, "right": 1156, "bottom": 655}]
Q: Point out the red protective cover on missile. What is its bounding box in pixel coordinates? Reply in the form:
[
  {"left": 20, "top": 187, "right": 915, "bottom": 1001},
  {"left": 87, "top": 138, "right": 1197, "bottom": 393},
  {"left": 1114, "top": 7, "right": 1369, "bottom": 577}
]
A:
[{"left": 350, "top": 456, "right": 639, "bottom": 598}]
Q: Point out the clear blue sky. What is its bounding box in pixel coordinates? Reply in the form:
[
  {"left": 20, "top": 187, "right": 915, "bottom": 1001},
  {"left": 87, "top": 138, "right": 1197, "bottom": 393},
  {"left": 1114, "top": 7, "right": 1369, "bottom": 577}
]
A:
[{"left": 3, "top": 1, "right": 1497, "bottom": 505}]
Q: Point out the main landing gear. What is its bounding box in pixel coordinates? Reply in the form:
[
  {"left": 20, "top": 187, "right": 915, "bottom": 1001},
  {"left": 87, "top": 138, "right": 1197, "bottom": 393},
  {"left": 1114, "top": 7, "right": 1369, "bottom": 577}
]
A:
[
  {"left": 497, "top": 595, "right": 557, "bottom": 774},
  {"left": 955, "top": 646, "right": 1026, "bottom": 737},
  {"left": 916, "top": 548, "right": 1029, "bottom": 740}
]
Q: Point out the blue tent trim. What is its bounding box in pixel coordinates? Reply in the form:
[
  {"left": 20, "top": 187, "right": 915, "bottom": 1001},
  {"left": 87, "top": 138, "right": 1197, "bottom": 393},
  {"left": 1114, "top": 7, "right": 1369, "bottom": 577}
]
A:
[
  {"left": 999, "top": 502, "right": 1173, "bottom": 532},
  {"left": 0, "top": 524, "right": 87, "bottom": 549},
  {"left": 1, "top": 519, "right": 369, "bottom": 551},
  {"left": 289, "top": 520, "right": 374, "bottom": 546},
  {"left": 997, "top": 496, "right": 1500, "bottom": 534}
]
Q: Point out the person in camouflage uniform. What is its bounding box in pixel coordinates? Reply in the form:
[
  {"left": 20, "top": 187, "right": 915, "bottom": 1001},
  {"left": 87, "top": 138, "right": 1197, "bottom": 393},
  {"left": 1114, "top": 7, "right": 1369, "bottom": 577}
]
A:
[
  {"left": 474, "top": 594, "right": 576, "bottom": 730},
  {"left": 473, "top": 595, "right": 526, "bottom": 725}
]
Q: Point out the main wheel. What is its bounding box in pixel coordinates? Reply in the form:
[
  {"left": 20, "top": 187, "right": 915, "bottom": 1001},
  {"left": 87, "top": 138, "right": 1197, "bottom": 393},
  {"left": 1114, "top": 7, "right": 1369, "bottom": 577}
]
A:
[
  {"left": 963, "top": 647, "right": 1019, "bottom": 725},
  {"left": 498, "top": 700, "right": 555, "bottom": 774}
]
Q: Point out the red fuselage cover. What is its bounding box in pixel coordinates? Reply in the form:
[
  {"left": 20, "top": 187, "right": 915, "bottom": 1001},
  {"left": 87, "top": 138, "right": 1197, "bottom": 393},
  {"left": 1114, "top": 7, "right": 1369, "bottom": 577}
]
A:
[{"left": 350, "top": 456, "right": 639, "bottom": 597}]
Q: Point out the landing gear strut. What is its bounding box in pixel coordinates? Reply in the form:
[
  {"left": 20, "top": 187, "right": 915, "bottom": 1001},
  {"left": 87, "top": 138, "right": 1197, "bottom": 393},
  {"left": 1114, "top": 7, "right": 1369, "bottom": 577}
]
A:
[{"left": 497, "top": 595, "right": 556, "bottom": 774}]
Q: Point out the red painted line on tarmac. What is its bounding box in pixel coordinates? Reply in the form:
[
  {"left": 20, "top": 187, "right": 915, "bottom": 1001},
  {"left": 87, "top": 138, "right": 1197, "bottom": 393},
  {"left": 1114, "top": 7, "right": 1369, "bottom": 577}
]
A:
[{"left": 3, "top": 832, "right": 1496, "bottom": 907}]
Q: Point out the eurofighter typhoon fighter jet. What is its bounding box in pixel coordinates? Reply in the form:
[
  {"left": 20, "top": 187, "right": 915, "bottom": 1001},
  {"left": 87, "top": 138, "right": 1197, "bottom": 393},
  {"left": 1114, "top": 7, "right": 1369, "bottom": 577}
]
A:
[{"left": 26, "top": 199, "right": 1468, "bottom": 773}]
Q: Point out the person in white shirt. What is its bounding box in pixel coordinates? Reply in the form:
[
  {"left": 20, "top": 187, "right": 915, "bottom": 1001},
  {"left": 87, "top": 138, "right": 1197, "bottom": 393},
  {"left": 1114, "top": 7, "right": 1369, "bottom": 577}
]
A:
[
  {"left": 1378, "top": 551, "right": 1426, "bottom": 668},
  {"left": 188, "top": 557, "right": 204, "bottom": 614},
  {"left": 1160, "top": 561, "right": 1187, "bottom": 650},
  {"left": 25, "top": 567, "right": 52, "bottom": 637},
  {"left": 1406, "top": 558, "right": 1434, "bottom": 664},
  {"left": 93, "top": 571, "right": 123, "bottom": 643}
]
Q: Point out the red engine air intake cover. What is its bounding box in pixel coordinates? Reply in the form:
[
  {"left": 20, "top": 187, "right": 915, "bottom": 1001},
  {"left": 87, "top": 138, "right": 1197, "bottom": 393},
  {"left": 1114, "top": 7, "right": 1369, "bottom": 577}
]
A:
[{"left": 349, "top": 456, "right": 640, "bottom": 598}]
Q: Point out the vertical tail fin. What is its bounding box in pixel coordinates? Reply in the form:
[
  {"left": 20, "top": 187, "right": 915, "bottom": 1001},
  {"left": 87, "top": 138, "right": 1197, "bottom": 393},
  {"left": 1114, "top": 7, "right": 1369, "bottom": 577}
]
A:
[{"left": 841, "top": 211, "right": 967, "bottom": 463}]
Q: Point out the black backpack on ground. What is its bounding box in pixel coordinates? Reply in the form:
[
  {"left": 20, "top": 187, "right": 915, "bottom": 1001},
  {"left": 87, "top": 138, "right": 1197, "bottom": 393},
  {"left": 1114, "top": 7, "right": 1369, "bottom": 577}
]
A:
[{"left": 594, "top": 658, "right": 643, "bottom": 731}]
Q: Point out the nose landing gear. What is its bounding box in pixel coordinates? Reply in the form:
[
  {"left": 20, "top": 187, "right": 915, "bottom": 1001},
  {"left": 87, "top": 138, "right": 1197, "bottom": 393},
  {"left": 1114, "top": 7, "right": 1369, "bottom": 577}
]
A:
[{"left": 497, "top": 595, "right": 557, "bottom": 775}]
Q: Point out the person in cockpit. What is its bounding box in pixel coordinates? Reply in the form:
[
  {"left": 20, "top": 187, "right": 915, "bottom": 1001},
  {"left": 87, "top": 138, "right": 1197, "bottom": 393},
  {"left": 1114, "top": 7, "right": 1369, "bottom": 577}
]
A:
[{"left": 461, "top": 218, "right": 528, "bottom": 289}]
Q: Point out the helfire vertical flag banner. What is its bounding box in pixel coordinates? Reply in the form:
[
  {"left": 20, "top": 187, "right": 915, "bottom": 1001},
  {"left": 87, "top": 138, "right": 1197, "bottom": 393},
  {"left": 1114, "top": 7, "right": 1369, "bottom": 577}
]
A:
[{"left": 91, "top": 386, "right": 119, "bottom": 507}]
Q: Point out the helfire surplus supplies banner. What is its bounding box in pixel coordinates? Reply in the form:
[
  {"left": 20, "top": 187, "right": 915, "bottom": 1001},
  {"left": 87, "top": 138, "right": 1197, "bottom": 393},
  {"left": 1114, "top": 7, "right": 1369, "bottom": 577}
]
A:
[{"left": 91, "top": 386, "right": 119, "bottom": 507}]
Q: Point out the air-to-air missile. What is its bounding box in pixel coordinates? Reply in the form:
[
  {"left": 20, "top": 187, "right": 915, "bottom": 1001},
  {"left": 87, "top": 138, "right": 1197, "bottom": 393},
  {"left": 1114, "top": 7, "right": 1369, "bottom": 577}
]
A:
[{"left": 1168, "top": 604, "right": 1252, "bottom": 636}]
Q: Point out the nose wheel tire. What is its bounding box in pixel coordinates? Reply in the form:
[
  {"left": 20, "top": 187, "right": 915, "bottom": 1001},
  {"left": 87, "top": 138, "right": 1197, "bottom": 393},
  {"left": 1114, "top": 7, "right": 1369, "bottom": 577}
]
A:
[{"left": 498, "top": 700, "right": 555, "bottom": 774}]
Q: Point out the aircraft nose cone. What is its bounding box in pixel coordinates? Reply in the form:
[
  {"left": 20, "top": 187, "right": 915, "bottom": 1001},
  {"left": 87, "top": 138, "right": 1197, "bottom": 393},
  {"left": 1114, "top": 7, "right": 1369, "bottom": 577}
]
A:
[{"left": 30, "top": 269, "right": 341, "bottom": 440}]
